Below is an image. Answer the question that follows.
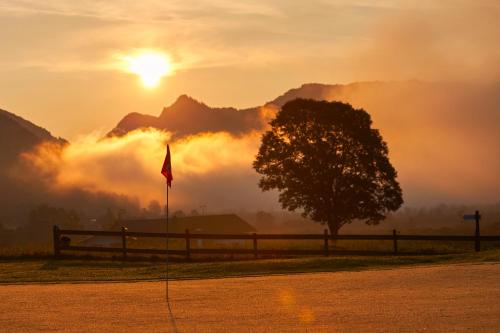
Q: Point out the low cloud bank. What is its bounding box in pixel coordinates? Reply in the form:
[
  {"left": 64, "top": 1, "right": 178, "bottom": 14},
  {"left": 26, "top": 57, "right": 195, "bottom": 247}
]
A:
[
  {"left": 15, "top": 82, "right": 500, "bottom": 223},
  {"left": 20, "top": 128, "right": 277, "bottom": 213}
]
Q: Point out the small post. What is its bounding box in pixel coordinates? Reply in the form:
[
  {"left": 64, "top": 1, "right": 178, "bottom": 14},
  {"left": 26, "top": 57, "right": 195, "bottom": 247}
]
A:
[
  {"left": 121, "top": 226, "right": 128, "bottom": 260},
  {"left": 53, "top": 225, "right": 60, "bottom": 258},
  {"left": 253, "top": 233, "right": 258, "bottom": 259},
  {"left": 475, "top": 210, "right": 481, "bottom": 252},
  {"left": 324, "top": 229, "right": 329, "bottom": 256},
  {"left": 185, "top": 229, "right": 191, "bottom": 260},
  {"left": 392, "top": 229, "right": 398, "bottom": 254}
]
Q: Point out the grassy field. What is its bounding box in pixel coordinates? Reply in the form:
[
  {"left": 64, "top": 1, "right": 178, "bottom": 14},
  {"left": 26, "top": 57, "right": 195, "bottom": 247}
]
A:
[{"left": 1, "top": 249, "right": 499, "bottom": 284}]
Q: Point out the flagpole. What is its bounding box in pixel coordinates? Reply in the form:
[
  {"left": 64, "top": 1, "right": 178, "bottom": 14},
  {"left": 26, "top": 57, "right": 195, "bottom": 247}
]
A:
[
  {"left": 166, "top": 182, "right": 169, "bottom": 301},
  {"left": 161, "top": 144, "right": 172, "bottom": 304}
]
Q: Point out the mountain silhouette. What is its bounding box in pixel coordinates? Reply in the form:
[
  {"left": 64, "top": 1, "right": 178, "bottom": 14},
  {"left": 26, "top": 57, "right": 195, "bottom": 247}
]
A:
[
  {"left": 108, "top": 84, "right": 343, "bottom": 137},
  {"left": 108, "top": 94, "right": 261, "bottom": 138},
  {"left": 0, "top": 109, "right": 66, "bottom": 167},
  {"left": 0, "top": 109, "right": 139, "bottom": 231},
  {"left": 107, "top": 82, "right": 415, "bottom": 137}
]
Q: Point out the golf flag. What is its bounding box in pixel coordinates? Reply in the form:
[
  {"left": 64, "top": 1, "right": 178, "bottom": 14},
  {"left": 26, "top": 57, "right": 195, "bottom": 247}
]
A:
[{"left": 161, "top": 145, "right": 173, "bottom": 187}]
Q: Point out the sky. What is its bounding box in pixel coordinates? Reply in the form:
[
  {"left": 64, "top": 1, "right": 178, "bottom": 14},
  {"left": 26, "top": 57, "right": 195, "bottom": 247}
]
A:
[
  {"left": 1, "top": 0, "right": 499, "bottom": 139},
  {"left": 1, "top": 1, "right": 500, "bottom": 215}
]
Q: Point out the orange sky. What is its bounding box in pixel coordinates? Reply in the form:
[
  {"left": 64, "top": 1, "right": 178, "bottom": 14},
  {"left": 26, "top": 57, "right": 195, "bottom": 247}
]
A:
[{"left": 1, "top": 1, "right": 499, "bottom": 139}]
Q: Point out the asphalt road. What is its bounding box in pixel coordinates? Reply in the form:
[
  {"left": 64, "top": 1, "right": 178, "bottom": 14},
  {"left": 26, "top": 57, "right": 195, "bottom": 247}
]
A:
[{"left": 1, "top": 263, "right": 499, "bottom": 332}]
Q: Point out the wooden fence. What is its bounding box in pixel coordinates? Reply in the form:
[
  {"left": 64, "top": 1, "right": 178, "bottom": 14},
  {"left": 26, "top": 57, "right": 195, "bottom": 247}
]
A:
[{"left": 52, "top": 225, "right": 500, "bottom": 260}]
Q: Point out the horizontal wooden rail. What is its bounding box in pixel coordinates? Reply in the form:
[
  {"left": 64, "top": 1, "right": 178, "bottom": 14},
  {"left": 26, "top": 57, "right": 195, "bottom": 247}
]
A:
[
  {"left": 63, "top": 246, "right": 325, "bottom": 256},
  {"left": 57, "top": 228, "right": 500, "bottom": 242},
  {"left": 52, "top": 226, "right": 500, "bottom": 260},
  {"left": 64, "top": 246, "right": 186, "bottom": 256}
]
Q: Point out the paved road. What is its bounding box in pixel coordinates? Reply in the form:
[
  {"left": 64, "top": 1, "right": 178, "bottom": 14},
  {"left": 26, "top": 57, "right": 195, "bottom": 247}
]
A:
[{"left": 1, "top": 263, "right": 499, "bottom": 332}]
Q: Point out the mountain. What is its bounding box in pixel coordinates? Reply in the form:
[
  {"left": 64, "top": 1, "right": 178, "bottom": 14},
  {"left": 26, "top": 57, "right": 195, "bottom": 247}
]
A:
[
  {"left": 108, "top": 84, "right": 345, "bottom": 137},
  {"left": 108, "top": 94, "right": 261, "bottom": 138},
  {"left": 107, "top": 82, "right": 410, "bottom": 137},
  {"left": 0, "top": 109, "right": 140, "bottom": 232},
  {"left": 0, "top": 109, "right": 66, "bottom": 166},
  {"left": 0, "top": 109, "right": 66, "bottom": 229},
  {"left": 268, "top": 83, "right": 343, "bottom": 107}
]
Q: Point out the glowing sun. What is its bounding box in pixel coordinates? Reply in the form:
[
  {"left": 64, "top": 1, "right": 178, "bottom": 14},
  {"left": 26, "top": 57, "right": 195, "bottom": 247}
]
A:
[{"left": 122, "top": 51, "right": 172, "bottom": 88}]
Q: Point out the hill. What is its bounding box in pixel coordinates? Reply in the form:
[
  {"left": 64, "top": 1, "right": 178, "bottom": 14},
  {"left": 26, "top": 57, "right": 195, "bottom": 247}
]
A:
[
  {"left": 0, "top": 109, "right": 140, "bottom": 233},
  {"left": 0, "top": 109, "right": 66, "bottom": 166}
]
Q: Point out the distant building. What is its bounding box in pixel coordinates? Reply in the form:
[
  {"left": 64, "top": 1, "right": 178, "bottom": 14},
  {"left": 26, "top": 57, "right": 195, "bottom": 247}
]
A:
[{"left": 79, "top": 214, "right": 256, "bottom": 248}]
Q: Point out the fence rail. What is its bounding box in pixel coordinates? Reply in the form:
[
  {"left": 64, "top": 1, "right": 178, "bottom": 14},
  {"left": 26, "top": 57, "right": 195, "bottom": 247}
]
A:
[{"left": 52, "top": 225, "right": 500, "bottom": 260}]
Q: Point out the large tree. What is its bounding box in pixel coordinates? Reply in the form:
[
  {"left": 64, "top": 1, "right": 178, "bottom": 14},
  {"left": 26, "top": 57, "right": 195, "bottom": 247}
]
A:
[{"left": 253, "top": 99, "right": 403, "bottom": 235}]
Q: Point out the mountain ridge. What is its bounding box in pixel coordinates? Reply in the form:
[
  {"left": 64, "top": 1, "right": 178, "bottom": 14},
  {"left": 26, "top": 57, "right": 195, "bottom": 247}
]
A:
[
  {"left": 0, "top": 109, "right": 66, "bottom": 166},
  {"left": 106, "top": 81, "right": 398, "bottom": 138}
]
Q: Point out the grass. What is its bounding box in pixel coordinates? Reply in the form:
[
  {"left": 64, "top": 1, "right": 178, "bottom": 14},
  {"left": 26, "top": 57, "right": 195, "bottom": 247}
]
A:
[{"left": 1, "top": 249, "right": 499, "bottom": 284}]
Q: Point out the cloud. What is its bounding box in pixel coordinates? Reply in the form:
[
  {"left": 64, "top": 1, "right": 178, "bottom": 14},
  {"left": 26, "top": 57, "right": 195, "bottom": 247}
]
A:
[
  {"left": 350, "top": 1, "right": 500, "bottom": 81},
  {"left": 18, "top": 79, "right": 500, "bottom": 214},
  {"left": 2, "top": 0, "right": 499, "bottom": 81},
  {"left": 20, "top": 128, "right": 277, "bottom": 212}
]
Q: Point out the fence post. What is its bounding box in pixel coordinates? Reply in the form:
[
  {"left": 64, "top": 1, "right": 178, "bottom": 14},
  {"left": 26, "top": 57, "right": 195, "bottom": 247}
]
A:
[
  {"left": 324, "top": 229, "right": 329, "bottom": 256},
  {"left": 121, "top": 226, "right": 128, "bottom": 260},
  {"left": 53, "top": 225, "right": 60, "bottom": 258},
  {"left": 185, "top": 229, "right": 191, "bottom": 260},
  {"left": 475, "top": 210, "right": 481, "bottom": 252},
  {"left": 253, "top": 233, "right": 258, "bottom": 259},
  {"left": 392, "top": 229, "right": 398, "bottom": 254}
]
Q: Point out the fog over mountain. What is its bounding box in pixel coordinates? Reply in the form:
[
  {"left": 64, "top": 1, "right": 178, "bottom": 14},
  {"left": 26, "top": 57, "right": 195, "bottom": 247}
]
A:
[
  {"left": 2, "top": 81, "right": 500, "bottom": 230},
  {"left": 0, "top": 109, "right": 141, "bottom": 229},
  {"left": 0, "top": 109, "right": 66, "bottom": 164},
  {"left": 108, "top": 95, "right": 262, "bottom": 138},
  {"left": 108, "top": 83, "right": 339, "bottom": 138},
  {"left": 108, "top": 81, "right": 500, "bottom": 206}
]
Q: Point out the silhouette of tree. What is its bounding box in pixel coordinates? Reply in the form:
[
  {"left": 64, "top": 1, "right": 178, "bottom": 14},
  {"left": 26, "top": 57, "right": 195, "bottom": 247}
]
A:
[
  {"left": 29, "top": 204, "right": 81, "bottom": 231},
  {"left": 253, "top": 99, "right": 403, "bottom": 235},
  {"left": 147, "top": 200, "right": 162, "bottom": 217},
  {"left": 172, "top": 210, "right": 186, "bottom": 218},
  {"left": 98, "top": 208, "right": 117, "bottom": 229}
]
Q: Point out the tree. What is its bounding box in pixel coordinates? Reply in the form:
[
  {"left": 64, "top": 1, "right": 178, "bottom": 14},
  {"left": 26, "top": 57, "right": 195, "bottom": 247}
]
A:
[
  {"left": 172, "top": 210, "right": 186, "bottom": 218},
  {"left": 253, "top": 99, "right": 403, "bottom": 235},
  {"left": 29, "top": 204, "right": 81, "bottom": 231},
  {"left": 98, "top": 208, "right": 118, "bottom": 230},
  {"left": 147, "top": 200, "right": 162, "bottom": 217}
]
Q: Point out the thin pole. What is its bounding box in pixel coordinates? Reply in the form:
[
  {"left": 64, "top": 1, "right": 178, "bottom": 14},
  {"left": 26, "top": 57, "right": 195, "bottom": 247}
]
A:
[
  {"left": 475, "top": 210, "right": 480, "bottom": 252},
  {"left": 166, "top": 184, "right": 169, "bottom": 301}
]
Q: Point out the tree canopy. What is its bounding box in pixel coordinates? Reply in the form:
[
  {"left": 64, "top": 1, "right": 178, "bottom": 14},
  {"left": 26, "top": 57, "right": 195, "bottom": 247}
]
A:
[
  {"left": 29, "top": 204, "right": 81, "bottom": 231},
  {"left": 253, "top": 99, "right": 403, "bottom": 234}
]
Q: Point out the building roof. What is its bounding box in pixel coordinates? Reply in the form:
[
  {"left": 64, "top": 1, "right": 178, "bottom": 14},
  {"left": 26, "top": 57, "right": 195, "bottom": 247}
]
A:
[{"left": 115, "top": 214, "right": 256, "bottom": 234}]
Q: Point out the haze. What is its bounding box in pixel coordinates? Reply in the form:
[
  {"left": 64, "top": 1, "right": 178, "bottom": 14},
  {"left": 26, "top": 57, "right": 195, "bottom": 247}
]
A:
[
  {"left": 1, "top": 1, "right": 499, "bottom": 138},
  {"left": 1, "top": 0, "right": 500, "bottom": 223}
]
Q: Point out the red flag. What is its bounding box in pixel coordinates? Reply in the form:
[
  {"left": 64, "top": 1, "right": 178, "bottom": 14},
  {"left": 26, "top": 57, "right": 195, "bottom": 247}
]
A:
[{"left": 161, "top": 145, "right": 173, "bottom": 187}]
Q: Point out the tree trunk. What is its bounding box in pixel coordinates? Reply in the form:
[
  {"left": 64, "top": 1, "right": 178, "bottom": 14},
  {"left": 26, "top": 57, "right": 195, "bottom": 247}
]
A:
[
  {"left": 327, "top": 220, "right": 340, "bottom": 236},
  {"left": 327, "top": 220, "right": 341, "bottom": 249}
]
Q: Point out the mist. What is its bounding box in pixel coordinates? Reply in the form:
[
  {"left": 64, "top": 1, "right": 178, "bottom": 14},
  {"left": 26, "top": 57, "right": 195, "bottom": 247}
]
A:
[
  {"left": 349, "top": 2, "right": 500, "bottom": 83},
  {"left": 16, "top": 80, "right": 500, "bottom": 221},
  {"left": 20, "top": 128, "right": 278, "bottom": 215}
]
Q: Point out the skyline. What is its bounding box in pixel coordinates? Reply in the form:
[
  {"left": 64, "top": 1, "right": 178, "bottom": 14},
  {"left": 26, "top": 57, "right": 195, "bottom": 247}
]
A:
[{"left": 1, "top": 1, "right": 499, "bottom": 139}]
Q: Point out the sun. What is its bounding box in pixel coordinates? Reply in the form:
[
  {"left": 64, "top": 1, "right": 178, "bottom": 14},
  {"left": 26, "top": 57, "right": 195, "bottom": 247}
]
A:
[{"left": 121, "top": 51, "right": 172, "bottom": 88}]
